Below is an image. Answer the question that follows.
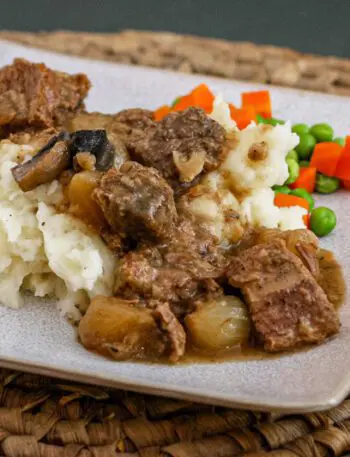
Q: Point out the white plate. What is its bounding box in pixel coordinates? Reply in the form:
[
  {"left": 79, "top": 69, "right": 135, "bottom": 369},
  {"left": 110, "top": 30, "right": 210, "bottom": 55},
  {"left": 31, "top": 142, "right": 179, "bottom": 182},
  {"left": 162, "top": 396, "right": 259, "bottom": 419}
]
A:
[{"left": 0, "top": 40, "right": 349, "bottom": 412}]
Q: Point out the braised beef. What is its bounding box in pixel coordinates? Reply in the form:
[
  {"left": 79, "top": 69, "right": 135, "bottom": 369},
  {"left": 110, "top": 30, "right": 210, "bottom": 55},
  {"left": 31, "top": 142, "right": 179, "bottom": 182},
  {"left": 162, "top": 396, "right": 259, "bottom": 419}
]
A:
[
  {"left": 0, "top": 58, "right": 90, "bottom": 131},
  {"left": 114, "top": 108, "right": 154, "bottom": 131},
  {"left": 116, "top": 218, "right": 225, "bottom": 315},
  {"left": 127, "top": 107, "right": 226, "bottom": 189},
  {"left": 234, "top": 228, "right": 320, "bottom": 277},
  {"left": 153, "top": 302, "right": 186, "bottom": 362},
  {"left": 227, "top": 239, "right": 339, "bottom": 352},
  {"left": 94, "top": 161, "right": 178, "bottom": 242},
  {"left": 8, "top": 127, "right": 60, "bottom": 151}
]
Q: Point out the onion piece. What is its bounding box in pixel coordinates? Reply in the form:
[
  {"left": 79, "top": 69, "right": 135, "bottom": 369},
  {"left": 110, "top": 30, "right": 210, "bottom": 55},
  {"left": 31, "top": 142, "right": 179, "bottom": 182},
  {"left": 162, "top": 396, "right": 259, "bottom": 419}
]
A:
[
  {"left": 173, "top": 150, "right": 206, "bottom": 182},
  {"left": 185, "top": 295, "right": 251, "bottom": 350}
]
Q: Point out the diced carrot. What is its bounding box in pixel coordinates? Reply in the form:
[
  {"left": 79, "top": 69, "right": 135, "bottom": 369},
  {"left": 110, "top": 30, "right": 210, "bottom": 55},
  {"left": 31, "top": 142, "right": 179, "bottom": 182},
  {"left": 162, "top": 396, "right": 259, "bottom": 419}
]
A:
[
  {"left": 229, "top": 105, "right": 256, "bottom": 130},
  {"left": 310, "top": 142, "right": 343, "bottom": 177},
  {"left": 172, "top": 94, "right": 194, "bottom": 112},
  {"left": 303, "top": 213, "right": 310, "bottom": 228},
  {"left": 274, "top": 193, "right": 309, "bottom": 212},
  {"left": 241, "top": 90, "right": 272, "bottom": 118},
  {"left": 153, "top": 105, "right": 171, "bottom": 121},
  {"left": 342, "top": 179, "right": 350, "bottom": 190},
  {"left": 289, "top": 167, "right": 317, "bottom": 193},
  {"left": 335, "top": 136, "right": 350, "bottom": 180},
  {"left": 191, "top": 84, "right": 214, "bottom": 113}
]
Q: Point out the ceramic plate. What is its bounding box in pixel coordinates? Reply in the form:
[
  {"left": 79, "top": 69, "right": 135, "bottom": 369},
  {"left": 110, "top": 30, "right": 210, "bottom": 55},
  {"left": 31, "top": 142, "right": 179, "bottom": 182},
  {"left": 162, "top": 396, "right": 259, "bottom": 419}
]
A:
[{"left": 0, "top": 40, "right": 349, "bottom": 412}]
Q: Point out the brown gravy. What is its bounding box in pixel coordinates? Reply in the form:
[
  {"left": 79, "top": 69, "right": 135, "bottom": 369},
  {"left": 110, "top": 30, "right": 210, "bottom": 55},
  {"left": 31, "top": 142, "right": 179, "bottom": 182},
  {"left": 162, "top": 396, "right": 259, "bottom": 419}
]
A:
[
  {"left": 317, "top": 249, "right": 346, "bottom": 310},
  {"left": 168, "top": 248, "right": 347, "bottom": 365},
  {"left": 81, "top": 249, "right": 346, "bottom": 365}
]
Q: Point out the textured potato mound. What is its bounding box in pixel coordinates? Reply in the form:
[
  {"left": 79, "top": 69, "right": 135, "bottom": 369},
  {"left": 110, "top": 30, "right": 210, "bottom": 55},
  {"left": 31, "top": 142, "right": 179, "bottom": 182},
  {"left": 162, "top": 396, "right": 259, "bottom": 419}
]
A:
[{"left": 0, "top": 140, "right": 116, "bottom": 317}]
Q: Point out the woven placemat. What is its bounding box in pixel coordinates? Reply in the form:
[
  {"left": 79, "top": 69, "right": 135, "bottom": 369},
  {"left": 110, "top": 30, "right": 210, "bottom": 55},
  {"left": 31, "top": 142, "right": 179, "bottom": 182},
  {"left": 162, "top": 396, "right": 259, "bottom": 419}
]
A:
[
  {"left": 0, "top": 368, "right": 349, "bottom": 457},
  {"left": 1, "top": 29, "right": 350, "bottom": 96},
  {"left": 0, "top": 29, "right": 350, "bottom": 456}
]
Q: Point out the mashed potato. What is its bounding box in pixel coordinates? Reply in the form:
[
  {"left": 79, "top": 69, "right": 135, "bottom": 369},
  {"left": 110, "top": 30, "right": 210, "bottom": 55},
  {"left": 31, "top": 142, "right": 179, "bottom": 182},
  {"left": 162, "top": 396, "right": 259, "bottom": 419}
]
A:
[
  {"left": 210, "top": 94, "right": 237, "bottom": 131},
  {"left": 222, "top": 122, "right": 299, "bottom": 191},
  {"left": 185, "top": 96, "right": 305, "bottom": 242},
  {"left": 240, "top": 188, "right": 307, "bottom": 230},
  {"left": 0, "top": 141, "right": 116, "bottom": 317}
]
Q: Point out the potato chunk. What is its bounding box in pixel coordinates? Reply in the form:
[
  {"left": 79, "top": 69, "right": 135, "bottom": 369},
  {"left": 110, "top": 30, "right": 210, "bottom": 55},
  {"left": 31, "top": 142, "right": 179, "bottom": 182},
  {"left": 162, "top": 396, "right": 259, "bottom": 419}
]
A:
[{"left": 79, "top": 296, "right": 165, "bottom": 360}]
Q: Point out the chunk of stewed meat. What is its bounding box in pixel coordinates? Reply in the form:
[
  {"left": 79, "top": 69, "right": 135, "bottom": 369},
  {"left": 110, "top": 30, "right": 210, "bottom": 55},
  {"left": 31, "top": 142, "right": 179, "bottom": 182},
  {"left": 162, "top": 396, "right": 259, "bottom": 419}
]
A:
[
  {"left": 234, "top": 228, "right": 320, "bottom": 277},
  {"left": 0, "top": 58, "right": 90, "bottom": 130},
  {"left": 116, "top": 218, "right": 225, "bottom": 315},
  {"left": 128, "top": 107, "right": 226, "bottom": 188},
  {"left": 114, "top": 108, "right": 154, "bottom": 131},
  {"left": 116, "top": 245, "right": 221, "bottom": 316},
  {"left": 227, "top": 239, "right": 339, "bottom": 352},
  {"left": 94, "top": 161, "right": 178, "bottom": 242},
  {"left": 8, "top": 127, "right": 60, "bottom": 151},
  {"left": 153, "top": 302, "right": 186, "bottom": 362}
]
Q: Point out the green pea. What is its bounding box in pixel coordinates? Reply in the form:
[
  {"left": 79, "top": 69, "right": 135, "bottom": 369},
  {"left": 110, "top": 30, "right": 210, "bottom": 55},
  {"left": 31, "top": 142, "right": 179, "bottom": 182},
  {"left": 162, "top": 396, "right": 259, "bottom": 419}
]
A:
[
  {"left": 295, "top": 133, "right": 316, "bottom": 160},
  {"left": 292, "top": 124, "right": 309, "bottom": 136},
  {"left": 315, "top": 173, "right": 340, "bottom": 194},
  {"left": 290, "top": 188, "right": 315, "bottom": 211},
  {"left": 287, "top": 149, "right": 299, "bottom": 162},
  {"left": 285, "top": 159, "right": 300, "bottom": 185},
  {"left": 171, "top": 96, "right": 182, "bottom": 107},
  {"left": 273, "top": 185, "right": 291, "bottom": 195},
  {"left": 334, "top": 137, "right": 345, "bottom": 146},
  {"left": 299, "top": 160, "right": 310, "bottom": 167},
  {"left": 309, "top": 123, "right": 334, "bottom": 142},
  {"left": 310, "top": 207, "right": 337, "bottom": 237}
]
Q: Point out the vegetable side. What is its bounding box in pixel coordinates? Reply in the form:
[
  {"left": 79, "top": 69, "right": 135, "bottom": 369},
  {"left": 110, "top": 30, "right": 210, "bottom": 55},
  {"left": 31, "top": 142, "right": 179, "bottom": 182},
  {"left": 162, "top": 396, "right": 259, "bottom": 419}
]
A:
[{"left": 154, "top": 85, "right": 349, "bottom": 238}]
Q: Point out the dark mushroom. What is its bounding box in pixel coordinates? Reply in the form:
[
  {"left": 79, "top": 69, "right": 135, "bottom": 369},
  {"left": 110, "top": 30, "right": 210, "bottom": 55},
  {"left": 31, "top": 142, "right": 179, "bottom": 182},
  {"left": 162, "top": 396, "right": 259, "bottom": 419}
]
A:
[
  {"left": 12, "top": 129, "right": 118, "bottom": 192},
  {"left": 12, "top": 132, "right": 71, "bottom": 191},
  {"left": 69, "top": 130, "right": 115, "bottom": 171}
]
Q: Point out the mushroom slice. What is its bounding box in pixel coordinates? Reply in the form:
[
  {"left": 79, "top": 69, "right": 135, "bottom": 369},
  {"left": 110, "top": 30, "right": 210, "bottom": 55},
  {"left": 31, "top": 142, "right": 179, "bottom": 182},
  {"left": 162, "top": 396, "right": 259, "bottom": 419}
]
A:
[
  {"left": 69, "top": 130, "right": 115, "bottom": 171},
  {"left": 12, "top": 133, "right": 70, "bottom": 191}
]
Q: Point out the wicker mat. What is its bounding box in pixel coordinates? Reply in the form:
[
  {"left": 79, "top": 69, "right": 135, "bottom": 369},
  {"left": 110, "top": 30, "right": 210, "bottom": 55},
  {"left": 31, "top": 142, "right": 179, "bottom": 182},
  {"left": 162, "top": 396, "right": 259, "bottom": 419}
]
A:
[
  {"left": 1, "top": 29, "right": 350, "bottom": 97},
  {"left": 0, "top": 368, "right": 350, "bottom": 457},
  {"left": 0, "top": 30, "right": 350, "bottom": 456}
]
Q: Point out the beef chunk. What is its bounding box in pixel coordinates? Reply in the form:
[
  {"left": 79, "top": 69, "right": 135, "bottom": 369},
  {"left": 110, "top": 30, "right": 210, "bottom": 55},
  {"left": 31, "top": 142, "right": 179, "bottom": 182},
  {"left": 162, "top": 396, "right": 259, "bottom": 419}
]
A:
[
  {"left": 0, "top": 58, "right": 90, "bottom": 130},
  {"left": 116, "top": 218, "right": 225, "bottom": 315},
  {"left": 94, "top": 161, "right": 177, "bottom": 242},
  {"left": 128, "top": 107, "right": 226, "bottom": 188},
  {"left": 234, "top": 228, "right": 320, "bottom": 277},
  {"left": 114, "top": 108, "right": 154, "bottom": 131},
  {"left": 227, "top": 239, "right": 339, "bottom": 352},
  {"left": 9, "top": 127, "right": 60, "bottom": 151},
  {"left": 66, "top": 109, "right": 153, "bottom": 142},
  {"left": 153, "top": 302, "right": 186, "bottom": 362}
]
